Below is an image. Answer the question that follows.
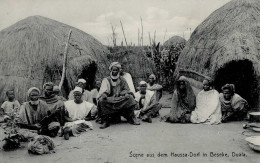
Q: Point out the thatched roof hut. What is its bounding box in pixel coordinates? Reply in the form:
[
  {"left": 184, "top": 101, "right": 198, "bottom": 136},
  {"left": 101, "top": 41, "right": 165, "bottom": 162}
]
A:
[
  {"left": 176, "top": 0, "right": 260, "bottom": 109},
  {"left": 0, "top": 16, "right": 109, "bottom": 103},
  {"left": 163, "top": 36, "right": 186, "bottom": 48}
]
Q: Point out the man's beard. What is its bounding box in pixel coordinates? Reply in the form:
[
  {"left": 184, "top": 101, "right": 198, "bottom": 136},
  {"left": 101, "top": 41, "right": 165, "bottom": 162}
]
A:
[{"left": 110, "top": 72, "right": 120, "bottom": 80}]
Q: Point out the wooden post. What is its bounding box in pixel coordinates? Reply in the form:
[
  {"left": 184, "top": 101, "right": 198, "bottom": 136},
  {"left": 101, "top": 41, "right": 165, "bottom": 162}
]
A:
[
  {"left": 163, "top": 29, "right": 167, "bottom": 43},
  {"left": 59, "top": 30, "right": 72, "bottom": 90},
  {"left": 120, "top": 20, "right": 128, "bottom": 46},
  {"left": 153, "top": 30, "right": 156, "bottom": 44},
  {"left": 138, "top": 28, "right": 140, "bottom": 46},
  {"left": 148, "top": 32, "right": 152, "bottom": 46},
  {"left": 140, "top": 16, "right": 143, "bottom": 46}
]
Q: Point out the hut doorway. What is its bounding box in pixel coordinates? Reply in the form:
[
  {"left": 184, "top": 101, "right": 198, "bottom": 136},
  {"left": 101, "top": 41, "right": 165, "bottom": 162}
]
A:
[
  {"left": 214, "top": 60, "right": 258, "bottom": 107},
  {"left": 78, "top": 61, "right": 98, "bottom": 91}
]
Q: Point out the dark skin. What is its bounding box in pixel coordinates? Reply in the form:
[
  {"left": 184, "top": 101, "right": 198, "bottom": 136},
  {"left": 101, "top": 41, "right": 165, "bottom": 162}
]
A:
[
  {"left": 6, "top": 91, "right": 15, "bottom": 102},
  {"left": 111, "top": 66, "right": 120, "bottom": 77},
  {"left": 178, "top": 81, "right": 186, "bottom": 91},
  {"left": 64, "top": 92, "right": 85, "bottom": 122},
  {"left": 148, "top": 77, "right": 155, "bottom": 86},
  {"left": 78, "top": 82, "right": 86, "bottom": 90},
  {"left": 139, "top": 84, "right": 147, "bottom": 94},
  {"left": 202, "top": 80, "right": 211, "bottom": 91},
  {"left": 139, "top": 84, "right": 148, "bottom": 113},
  {"left": 100, "top": 66, "right": 121, "bottom": 100},
  {"left": 17, "top": 90, "right": 41, "bottom": 130},
  {"left": 44, "top": 85, "right": 54, "bottom": 98},
  {"left": 223, "top": 89, "right": 232, "bottom": 101},
  {"left": 0, "top": 91, "right": 16, "bottom": 115}
]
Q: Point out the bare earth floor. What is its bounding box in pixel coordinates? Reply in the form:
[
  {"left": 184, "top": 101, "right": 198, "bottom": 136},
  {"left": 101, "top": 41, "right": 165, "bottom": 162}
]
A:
[{"left": 0, "top": 108, "right": 259, "bottom": 163}]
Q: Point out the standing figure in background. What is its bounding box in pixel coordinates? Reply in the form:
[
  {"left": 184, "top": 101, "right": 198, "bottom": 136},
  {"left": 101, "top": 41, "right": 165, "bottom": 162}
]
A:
[
  {"left": 68, "top": 79, "right": 94, "bottom": 104},
  {"left": 190, "top": 77, "right": 222, "bottom": 125},
  {"left": 53, "top": 85, "right": 67, "bottom": 101},
  {"left": 91, "top": 79, "right": 102, "bottom": 106},
  {"left": 120, "top": 62, "right": 136, "bottom": 94},
  {"left": 147, "top": 74, "right": 163, "bottom": 102},
  {"left": 134, "top": 81, "right": 162, "bottom": 123},
  {"left": 0, "top": 90, "right": 20, "bottom": 121},
  {"left": 98, "top": 62, "right": 140, "bottom": 129},
  {"left": 162, "top": 76, "right": 196, "bottom": 123},
  {"left": 219, "top": 84, "right": 248, "bottom": 122}
]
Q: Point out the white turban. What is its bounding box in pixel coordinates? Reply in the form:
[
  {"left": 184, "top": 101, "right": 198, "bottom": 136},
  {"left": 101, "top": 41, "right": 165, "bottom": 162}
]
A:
[
  {"left": 73, "top": 86, "right": 83, "bottom": 94},
  {"left": 78, "top": 79, "right": 86, "bottom": 84},
  {"left": 53, "top": 86, "right": 60, "bottom": 92},
  {"left": 149, "top": 74, "right": 156, "bottom": 80},
  {"left": 139, "top": 81, "right": 147, "bottom": 85},
  {"left": 27, "top": 87, "right": 41, "bottom": 97},
  {"left": 109, "top": 62, "right": 121, "bottom": 71}
]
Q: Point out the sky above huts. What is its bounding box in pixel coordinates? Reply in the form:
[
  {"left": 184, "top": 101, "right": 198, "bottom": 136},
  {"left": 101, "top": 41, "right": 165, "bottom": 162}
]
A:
[{"left": 0, "top": 0, "right": 230, "bottom": 45}]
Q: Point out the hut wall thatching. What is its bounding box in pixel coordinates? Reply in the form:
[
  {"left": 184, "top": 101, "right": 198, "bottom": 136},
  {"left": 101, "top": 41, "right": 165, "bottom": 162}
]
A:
[
  {"left": 0, "top": 16, "right": 109, "bottom": 103},
  {"left": 176, "top": 0, "right": 260, "bottom": 109}
]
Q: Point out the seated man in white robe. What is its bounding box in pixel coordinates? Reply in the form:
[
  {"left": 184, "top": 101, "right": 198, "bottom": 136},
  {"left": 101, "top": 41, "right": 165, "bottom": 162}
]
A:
[
  {"left": 63, "top": 87, "right": 96, "bottom": 140},
  {"left": 68, "top": 79, "right": 94, "bottom": 104},
  {"left": 134, "top": 81, "right": 162, "bottom": 123},
  {"left": 190, "top": 77, "right": 222, "bottom": 125}
]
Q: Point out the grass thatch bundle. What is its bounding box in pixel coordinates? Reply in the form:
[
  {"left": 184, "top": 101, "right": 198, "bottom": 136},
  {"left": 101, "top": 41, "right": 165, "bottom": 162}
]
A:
[
  {"left": 175, "top": 0, "right": 260, "bottom": 109},
  {"left": 0, "top": 16, "right": 109, "bottom": 103}
]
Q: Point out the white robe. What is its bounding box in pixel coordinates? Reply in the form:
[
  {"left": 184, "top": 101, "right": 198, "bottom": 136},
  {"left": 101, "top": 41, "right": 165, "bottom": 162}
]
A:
[
  {"left": 191, "top": 89, "right": 222, "bottom": 125},
  {"left": 64, "top": 100, "right": 95, "bottom": 120},
  {"left": 64, "top": 100, "right": 94, "bottom": 136},
  {"left": 122, "top": 72, "right": 135, "bottom": 94},
  {"left": 134, "top": 90, "right": 155, "bottom": 117}
]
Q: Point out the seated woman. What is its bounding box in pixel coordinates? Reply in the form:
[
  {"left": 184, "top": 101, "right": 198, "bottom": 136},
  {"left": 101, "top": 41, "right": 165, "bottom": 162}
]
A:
[
  {"left": 219, "top": 84, "right": 248, "bottom": 122},
  {"left": 190, "top": 77, "right": 222, "bottom": 125},
  {"left": 162, "top": 76, "right": 196, "bottom": 123}
]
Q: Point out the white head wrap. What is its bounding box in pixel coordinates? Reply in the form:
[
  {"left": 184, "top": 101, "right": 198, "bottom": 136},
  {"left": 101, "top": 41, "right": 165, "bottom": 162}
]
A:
[
  {"left": 78, "top": 79, "right": 86, "bottom": 84},
  {"left": 73, "top": 86, "right": 83, "bottom": 94},
  {"left": 109, "top": 62, "right": 121, "bottom": 71},
  {"left": 149, "top": 74, "right": 156, "bottom": 80},
  {"left": 27, "top": 87, "right": 40, "bottom": 97},
  {"left": 139, "top": 81, "right": 147, "bottom": 86}
]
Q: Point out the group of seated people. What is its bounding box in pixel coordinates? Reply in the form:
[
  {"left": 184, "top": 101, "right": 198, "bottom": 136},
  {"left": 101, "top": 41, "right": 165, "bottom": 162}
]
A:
[
  {"left": 0, "top": 62, "right": 249, "bottom": 144},
  {"left": 0, "top": 61, "right": 164, "bottom": 142},
  {"left": 162, "top": 76, "right": 249, "bottom": 124}
]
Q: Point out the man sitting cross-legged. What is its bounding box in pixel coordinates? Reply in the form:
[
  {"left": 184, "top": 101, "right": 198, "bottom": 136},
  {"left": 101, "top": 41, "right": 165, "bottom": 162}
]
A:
[
  {"left": 98, "top": 62, "right": 140, "bottom": 129},
  {"left": 63, "top": 87, "right": 95, "bottom": 140},
  {"left": 16, "top": 87, "right": 60, "bottom": 137},
  {"left": 134, "top": 81, "right": 162, "bottom": 123}
]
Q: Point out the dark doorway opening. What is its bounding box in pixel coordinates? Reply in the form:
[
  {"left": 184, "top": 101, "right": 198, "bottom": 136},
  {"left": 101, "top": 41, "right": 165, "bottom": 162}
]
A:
[
  {"left": 78, "top": 61, "right": 98, "bottom": 91},
  {"left": 214, "top": 60, "right": 258, "bottom": 108}
]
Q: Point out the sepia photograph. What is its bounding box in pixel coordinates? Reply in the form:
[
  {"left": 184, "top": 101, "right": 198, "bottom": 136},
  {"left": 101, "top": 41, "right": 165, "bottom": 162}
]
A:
[{"left": 0, "top": 0, "right": 259, "bottom": 162}]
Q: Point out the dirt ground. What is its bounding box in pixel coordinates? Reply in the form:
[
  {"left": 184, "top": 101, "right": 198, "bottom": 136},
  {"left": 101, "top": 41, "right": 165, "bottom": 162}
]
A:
[{"left": 0, "top": 94, "right": 259, "bottom": 163}]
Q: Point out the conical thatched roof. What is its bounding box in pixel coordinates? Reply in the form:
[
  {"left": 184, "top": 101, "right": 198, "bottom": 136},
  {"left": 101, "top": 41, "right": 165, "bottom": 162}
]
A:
[
  {"left": 0, "top": 16, "right": 109, "bottom": 102},
  {"left": 163, "top": 36, "right": 186, "bottom": 47},
  {"left": 176, "top": 0, "right": 260, "bottom": 108},
  {"left": 177, "top": 0, "right": 260, "bottom": 76}
]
